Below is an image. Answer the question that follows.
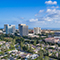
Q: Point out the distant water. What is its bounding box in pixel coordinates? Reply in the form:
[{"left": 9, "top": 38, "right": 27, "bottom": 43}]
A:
[
  {"left": 0, "top": 28, "right": 60, "bottom": 30},
  {"left": 29, "top": 28, "right": 60, "bottom": 30},
  {"left": 41, "top": 28, "right": 60, "bottom": 30}
]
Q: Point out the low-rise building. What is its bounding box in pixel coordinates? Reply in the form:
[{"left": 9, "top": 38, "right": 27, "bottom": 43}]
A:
[
  {"left": 30, "top": 54, "right": 39, "bottom": 59},
  {"left": 0, "top": 41, "right": 6, "bottom": 45},
  {"left": 28, "top": 34, "right": 39, "bottom": 38},
  {"left": 45, "top": 37, "right": 59, "bottom": 43},
  {"left": 0, "top": 30, "right": 3, "bottom": 34},
  {"left": 58, "top": 41, "right": 60, "bottom": 44}
]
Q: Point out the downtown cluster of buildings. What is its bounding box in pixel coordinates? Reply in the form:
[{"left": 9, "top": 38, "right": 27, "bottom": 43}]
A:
[
  {"left": 3, "top": 24, "right": 41, "bottom": 36},
  {"left": 0, "top": 24, "right": 60, "bottom": 44}
]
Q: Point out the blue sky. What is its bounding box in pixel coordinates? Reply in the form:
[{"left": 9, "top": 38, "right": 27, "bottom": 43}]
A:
[{"left": 0, "top": 0, "right": 60, "bottom": 29}]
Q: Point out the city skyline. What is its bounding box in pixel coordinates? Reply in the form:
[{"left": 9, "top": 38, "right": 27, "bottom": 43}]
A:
[{"left": 0, "top": 0, "right": 60, "bottom": 29}]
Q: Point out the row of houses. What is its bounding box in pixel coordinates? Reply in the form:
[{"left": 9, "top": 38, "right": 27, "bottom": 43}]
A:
[{"left": 8, "top": 49, "right": 39, "bottom": 60}]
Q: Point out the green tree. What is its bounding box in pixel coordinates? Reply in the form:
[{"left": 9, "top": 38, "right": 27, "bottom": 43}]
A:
[
  {"left": 33, "top": 40, "right": 36, "bottom": 46},
  {"left": 44, "top": 56, "right": 49, "bottom": 60}
]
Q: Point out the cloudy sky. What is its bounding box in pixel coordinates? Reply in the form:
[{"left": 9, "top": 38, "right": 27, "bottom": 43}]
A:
[{"left": 0, "top": 0, "right": 60, "bottom": 29}]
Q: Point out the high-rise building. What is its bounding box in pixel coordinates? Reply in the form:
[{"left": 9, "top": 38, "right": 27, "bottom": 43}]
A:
[
  {"left": 34, "top": 27, "right": 41, "bottom": 34},
  {"left": 18, "top": 24, "right": 28, "bottom": 36},
  {"left": 4, "top": 24, "right": 7, "bottom": 31},
  {"left": 4, "top": 24, "right": 15, "bottom": 34}
]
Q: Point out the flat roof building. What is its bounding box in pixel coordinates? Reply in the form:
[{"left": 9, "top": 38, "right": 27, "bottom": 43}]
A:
[
  {"left": 18, "top": 24, "right": 28, "bottom": 36},
  {"left": 4, "top": 24, "right": 15, "bottom": 34},
  {"left": 34, "top": 27, "right": 41, "bottom": 34},
  {"left": 45, "top": 37, "right": 59, "bottom": 43}
]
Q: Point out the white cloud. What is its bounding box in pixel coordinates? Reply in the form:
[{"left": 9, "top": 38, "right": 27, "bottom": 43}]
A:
[
  {"left": 28, "top": 0, "right": 60, "bottom": 28},
  {"left": 29, "top": 19, "right": 38, "bottom": 22},
  {"left": 28, "top": 0, "right": 60, "bottom": 27},
  {"left": 35, "top": 14, "right": 37, "bottom": 16},
  {"left": 46, "top": 9, "right": 58, "bottom": 14},
  {"left": 44, "top": 17, "right": 52, "bottom": 21},
  {"left": 55, "top": 21, "right": 60, "bottom": 23},
  {"left": 46, "top": 9, "right": 60, "bottom": 21},
  {"left": 51, "top": 6, "right": 59, "bottom": 8},
  {"left": 39, "top": 10, "right": 44, "bottom": 13},
  {"left": 20, "top": 17, "right": 24, "bottom": 19},
  {"left": 35, "top": 10, "right": 44, "bottom": 16},
  {"left": 34, "top": 8, "right": 60, "bottom": 22},
  {"left": 47, "top": 9, "right": 60, "bottom": 14},
  {"left": 47, "top": 9, "right": 52, "bottom": 12},
  {"left": 45, "top": 0, "right": 57, "bottom": 5}
]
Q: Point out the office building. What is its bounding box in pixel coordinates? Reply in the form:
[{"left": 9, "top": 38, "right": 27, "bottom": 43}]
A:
[
  {"left": 4, "top": 24, "right": 15, "bottom": 34},
  {"left": 34, "top": 27, "right": 41, "bottom": 34},
  {"left": 18, "top": 24, "right": 28, "bottom": 36}
]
